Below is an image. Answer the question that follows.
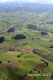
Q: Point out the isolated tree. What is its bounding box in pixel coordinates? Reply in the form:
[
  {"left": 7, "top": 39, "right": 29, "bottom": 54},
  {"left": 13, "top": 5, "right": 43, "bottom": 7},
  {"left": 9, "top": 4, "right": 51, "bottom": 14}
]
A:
[
  {"left": 0, "top": 36, "right": 5, "bottom": 43},
  {"left": 50, "top": 45, "right": 53, "bottom": 48},
  {"left": 0, "top": 61, "right": 2, "bottom": 64},
  {"left": 27, "top": 24, "right": 37, "bottom": 30},
  {"left": 41, "top": 31, "right": 48, "bottom": 35},
  {"left": 13, "top": 34, "right": 26, "bottom": 40},
  {"left": 7, "top": 27, "right": 15, "bottom": 32}
]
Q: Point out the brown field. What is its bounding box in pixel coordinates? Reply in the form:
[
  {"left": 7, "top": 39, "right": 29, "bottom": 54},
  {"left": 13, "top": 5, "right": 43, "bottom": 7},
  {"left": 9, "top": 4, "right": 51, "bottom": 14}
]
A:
[
  {"left": 7, "top": 51, "right": 20, "bottom": 56},
  {"left": 0, "top": 61, "right": 20, "bottom": 69},
  {"left": 44, "top": 76, "right": 51, "bottom": 80},
  {"left": 47, "top": 54, "right": 53, "bottom": 62},
  {"left": 0, "top": 45, "right": 13, "bottom": 49},
  {"left": 33, "top": 64, "right": 45, "bottom": 73},
  {"left": 23, "top": 48, "right": 32, "bottom": 53}
]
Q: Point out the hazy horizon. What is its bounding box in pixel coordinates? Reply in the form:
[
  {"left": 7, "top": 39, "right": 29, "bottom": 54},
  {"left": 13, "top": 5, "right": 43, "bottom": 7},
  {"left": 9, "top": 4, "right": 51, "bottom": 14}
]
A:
[{"left": 0, "top": 0, "right": 53, "bottom": 4}]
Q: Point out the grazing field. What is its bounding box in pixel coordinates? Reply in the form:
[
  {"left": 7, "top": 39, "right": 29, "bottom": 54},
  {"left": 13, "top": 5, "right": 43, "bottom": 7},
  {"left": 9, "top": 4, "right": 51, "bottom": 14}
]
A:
[{"left": 0, "top": 3, "right": 53, "bottom": 80}]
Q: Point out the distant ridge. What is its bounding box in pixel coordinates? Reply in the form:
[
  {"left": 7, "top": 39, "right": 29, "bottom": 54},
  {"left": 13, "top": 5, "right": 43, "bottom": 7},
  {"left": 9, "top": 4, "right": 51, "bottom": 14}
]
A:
[{"left": 0, "top": 2, "right": 53, "bottom": 13}]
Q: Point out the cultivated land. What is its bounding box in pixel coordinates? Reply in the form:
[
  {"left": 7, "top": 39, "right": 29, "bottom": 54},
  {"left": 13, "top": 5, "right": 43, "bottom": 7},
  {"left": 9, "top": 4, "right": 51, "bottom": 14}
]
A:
[{"left": 0, "top": 3, "right": 53, "bottom": 80}]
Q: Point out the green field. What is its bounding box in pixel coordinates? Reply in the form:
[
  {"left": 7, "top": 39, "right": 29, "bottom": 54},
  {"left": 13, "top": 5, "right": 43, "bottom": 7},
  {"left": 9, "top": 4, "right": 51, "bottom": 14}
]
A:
[{"left": 0, "top": 11, "right": 53, "bottom": 80}]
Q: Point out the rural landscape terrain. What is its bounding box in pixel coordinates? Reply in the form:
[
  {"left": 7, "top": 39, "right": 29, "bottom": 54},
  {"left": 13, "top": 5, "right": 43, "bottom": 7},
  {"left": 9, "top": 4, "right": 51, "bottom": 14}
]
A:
[{"left": 0, "top": 2, "right": 53, "bottom": 80}]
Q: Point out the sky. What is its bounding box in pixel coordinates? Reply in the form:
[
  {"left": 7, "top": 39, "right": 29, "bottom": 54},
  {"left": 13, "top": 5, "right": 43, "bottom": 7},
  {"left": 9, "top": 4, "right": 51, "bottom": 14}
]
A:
[{"left": 0, "top": 0, "right": 53, "bottom": 4}]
